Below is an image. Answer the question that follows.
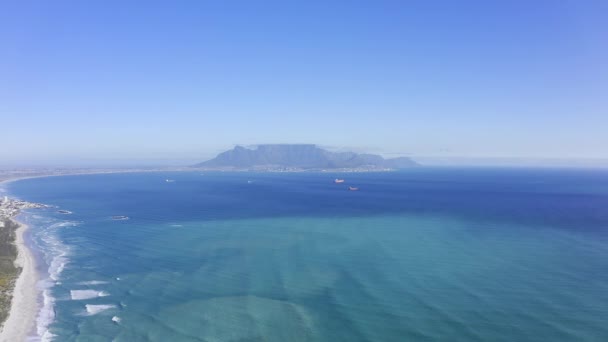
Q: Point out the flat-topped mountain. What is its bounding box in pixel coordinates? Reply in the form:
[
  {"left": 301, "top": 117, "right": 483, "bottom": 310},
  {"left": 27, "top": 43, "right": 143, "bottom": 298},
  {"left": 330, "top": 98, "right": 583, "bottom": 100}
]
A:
[{"left": 192, "top": 144, "right": 418, "bottom": 170}]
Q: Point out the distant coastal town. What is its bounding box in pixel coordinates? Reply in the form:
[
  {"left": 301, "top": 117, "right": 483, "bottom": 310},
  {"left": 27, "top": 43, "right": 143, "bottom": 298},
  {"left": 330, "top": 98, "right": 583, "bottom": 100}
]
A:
[
  {"left": 0, "top": 167, "right": 192, "bottom": 184},
  {"left": 0, "top": 197, "right": 50, "bottom": 220}
]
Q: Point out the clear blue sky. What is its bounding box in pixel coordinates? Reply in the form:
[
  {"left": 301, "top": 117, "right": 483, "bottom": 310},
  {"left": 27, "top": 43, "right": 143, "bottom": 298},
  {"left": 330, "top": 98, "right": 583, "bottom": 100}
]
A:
[{"left": 1, "top": 0, "right": 606, "bottom": 166}]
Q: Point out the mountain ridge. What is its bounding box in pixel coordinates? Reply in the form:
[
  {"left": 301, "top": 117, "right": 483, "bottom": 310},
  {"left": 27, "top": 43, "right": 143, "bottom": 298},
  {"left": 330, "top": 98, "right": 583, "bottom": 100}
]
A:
[{"left": 192, "top": 144, "right": 418, "bottom": 170}]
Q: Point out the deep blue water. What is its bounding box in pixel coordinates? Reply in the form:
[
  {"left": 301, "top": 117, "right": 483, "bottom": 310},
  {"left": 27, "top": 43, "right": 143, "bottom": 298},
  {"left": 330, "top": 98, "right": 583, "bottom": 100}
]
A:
[{"left": 5, "top": 168, "right": 608, "bottom": 341}]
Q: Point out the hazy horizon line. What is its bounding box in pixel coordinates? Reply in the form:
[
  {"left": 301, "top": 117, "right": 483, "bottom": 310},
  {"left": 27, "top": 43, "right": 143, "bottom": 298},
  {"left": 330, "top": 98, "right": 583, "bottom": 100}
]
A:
[{"left": 1, "top": 155, "right": 608, "bottom": 169}]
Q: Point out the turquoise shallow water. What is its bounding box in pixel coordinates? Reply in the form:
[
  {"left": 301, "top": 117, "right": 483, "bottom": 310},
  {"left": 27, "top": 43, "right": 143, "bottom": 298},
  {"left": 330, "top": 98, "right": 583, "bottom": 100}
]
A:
[{"left": 5, "top": 169, "right": 608, "bottom": 341}]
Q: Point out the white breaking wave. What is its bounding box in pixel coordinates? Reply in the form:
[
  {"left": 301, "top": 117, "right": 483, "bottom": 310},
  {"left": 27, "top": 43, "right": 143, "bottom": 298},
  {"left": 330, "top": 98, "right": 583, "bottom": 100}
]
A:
[
  {"left": 39, "top": 330, "right": 57, "bottom": 342},
  {"left": 70, "top": 290, "right": 110, "bottom": 300},
  {"left": 77, "top": 280, "right": 109, "bottom": 285},
  {"left": 35, "top": 287, "right": 56, "bottom": 342},
  {"left": 50, "top": 221, "right": 81, "bottom": 229},
  {"left": 50, "top": 258, "right": 66, "bottom": 282},
  {"left": 85, "top": 304, "right": 117, "bottom": 315},
  {"left": 30, "top": 219, "right": 79, "bottom": 341}
]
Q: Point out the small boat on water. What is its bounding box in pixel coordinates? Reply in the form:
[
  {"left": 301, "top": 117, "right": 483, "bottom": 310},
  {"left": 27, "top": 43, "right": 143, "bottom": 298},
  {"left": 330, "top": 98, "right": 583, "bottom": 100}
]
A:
[
  {"left": 111, "top": 215, "right": 129, "bottom": 221},
  {"left": 348, "top": 186, "right": 359, "bottom": 191},
  {"left": 334, "top": 179, "right": 345, "bottom": 183},
  {"left": 165, "top": 179, "right": 175, "bottom": 183},
  {"left": 57, "top": 210, "right": 73, "bottom": 214}
]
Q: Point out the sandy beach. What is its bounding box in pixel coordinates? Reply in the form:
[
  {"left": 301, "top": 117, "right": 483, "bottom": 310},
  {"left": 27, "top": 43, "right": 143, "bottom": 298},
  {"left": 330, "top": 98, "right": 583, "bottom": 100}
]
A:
[{"left": 0, "top": 220, "right": 38, "bottom": 342}]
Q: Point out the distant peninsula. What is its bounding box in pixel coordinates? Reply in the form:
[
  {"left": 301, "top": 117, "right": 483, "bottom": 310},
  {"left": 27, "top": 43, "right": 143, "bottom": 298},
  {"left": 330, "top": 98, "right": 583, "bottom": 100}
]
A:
[{"left": 192, "top": 144, "right": 418, "bottom": 171}]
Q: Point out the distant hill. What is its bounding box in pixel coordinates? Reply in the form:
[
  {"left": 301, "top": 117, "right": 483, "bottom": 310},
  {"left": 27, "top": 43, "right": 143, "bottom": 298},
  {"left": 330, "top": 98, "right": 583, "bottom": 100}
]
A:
[{"left": 192, "top": 144, "right": 418, "bottom": 170}]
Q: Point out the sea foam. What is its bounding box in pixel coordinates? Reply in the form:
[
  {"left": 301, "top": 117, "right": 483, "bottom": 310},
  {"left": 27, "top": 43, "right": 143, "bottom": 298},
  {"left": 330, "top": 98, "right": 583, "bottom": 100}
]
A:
[
  {"left": 77, "top": 280, "right": 109, "bottom": 285},
  {"left": 31, "top": 220, "right": 78, "bottom": 341},
  {"left": 70, "top": 290, "right": 110, "bottom": 300},
  {"left": 85, "top": 304, "right": 117, "bottom": 315},
  {"left": 37, "top": 288, "right": 56, "bottom": 342}
]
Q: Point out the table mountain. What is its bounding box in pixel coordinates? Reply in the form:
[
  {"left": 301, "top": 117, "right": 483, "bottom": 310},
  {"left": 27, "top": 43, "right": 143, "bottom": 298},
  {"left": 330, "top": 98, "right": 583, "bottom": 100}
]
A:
[{"left": 192, "top": 144, "right": 417, "bottom": 169}]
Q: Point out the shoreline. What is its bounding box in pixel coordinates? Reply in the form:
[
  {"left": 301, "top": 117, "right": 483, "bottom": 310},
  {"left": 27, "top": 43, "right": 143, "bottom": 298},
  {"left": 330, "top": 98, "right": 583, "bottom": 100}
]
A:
[
  {"left": 0, "top": 176, "right": 53, "bottom": 342},
  {"left": 0, "top": 219, "right": 38, "bottom": 342}
]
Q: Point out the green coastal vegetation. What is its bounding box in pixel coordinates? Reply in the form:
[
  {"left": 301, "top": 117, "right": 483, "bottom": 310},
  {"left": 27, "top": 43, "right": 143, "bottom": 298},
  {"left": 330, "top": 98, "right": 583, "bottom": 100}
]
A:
[{"left": 0, "top": 218, "right": 19, "bottom": 326}]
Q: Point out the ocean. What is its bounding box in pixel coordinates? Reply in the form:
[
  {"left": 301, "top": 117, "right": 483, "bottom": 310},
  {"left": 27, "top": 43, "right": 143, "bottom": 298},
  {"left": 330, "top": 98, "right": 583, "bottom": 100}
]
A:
[{"left": 5, "top": 168, "right": 608, "bottom": 341}]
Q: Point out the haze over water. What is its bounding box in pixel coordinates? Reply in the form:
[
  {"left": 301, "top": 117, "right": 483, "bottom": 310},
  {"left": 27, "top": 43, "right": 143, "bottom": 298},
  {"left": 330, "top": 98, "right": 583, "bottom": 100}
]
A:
[{"left": 7, "top": 168, "right": 608, "bottom": 341}]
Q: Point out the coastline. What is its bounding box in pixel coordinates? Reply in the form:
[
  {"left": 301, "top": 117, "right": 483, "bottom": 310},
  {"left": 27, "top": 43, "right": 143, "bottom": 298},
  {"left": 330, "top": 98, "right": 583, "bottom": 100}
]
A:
[
  {"left": 0, "top": 170, "right": 162, "bottom": 341},
  {"left": 0, "top": 219, "right": 38, "bottom": 342},
  {"left": 0, "top": 177, "right": 49, "bottom": 342}
]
